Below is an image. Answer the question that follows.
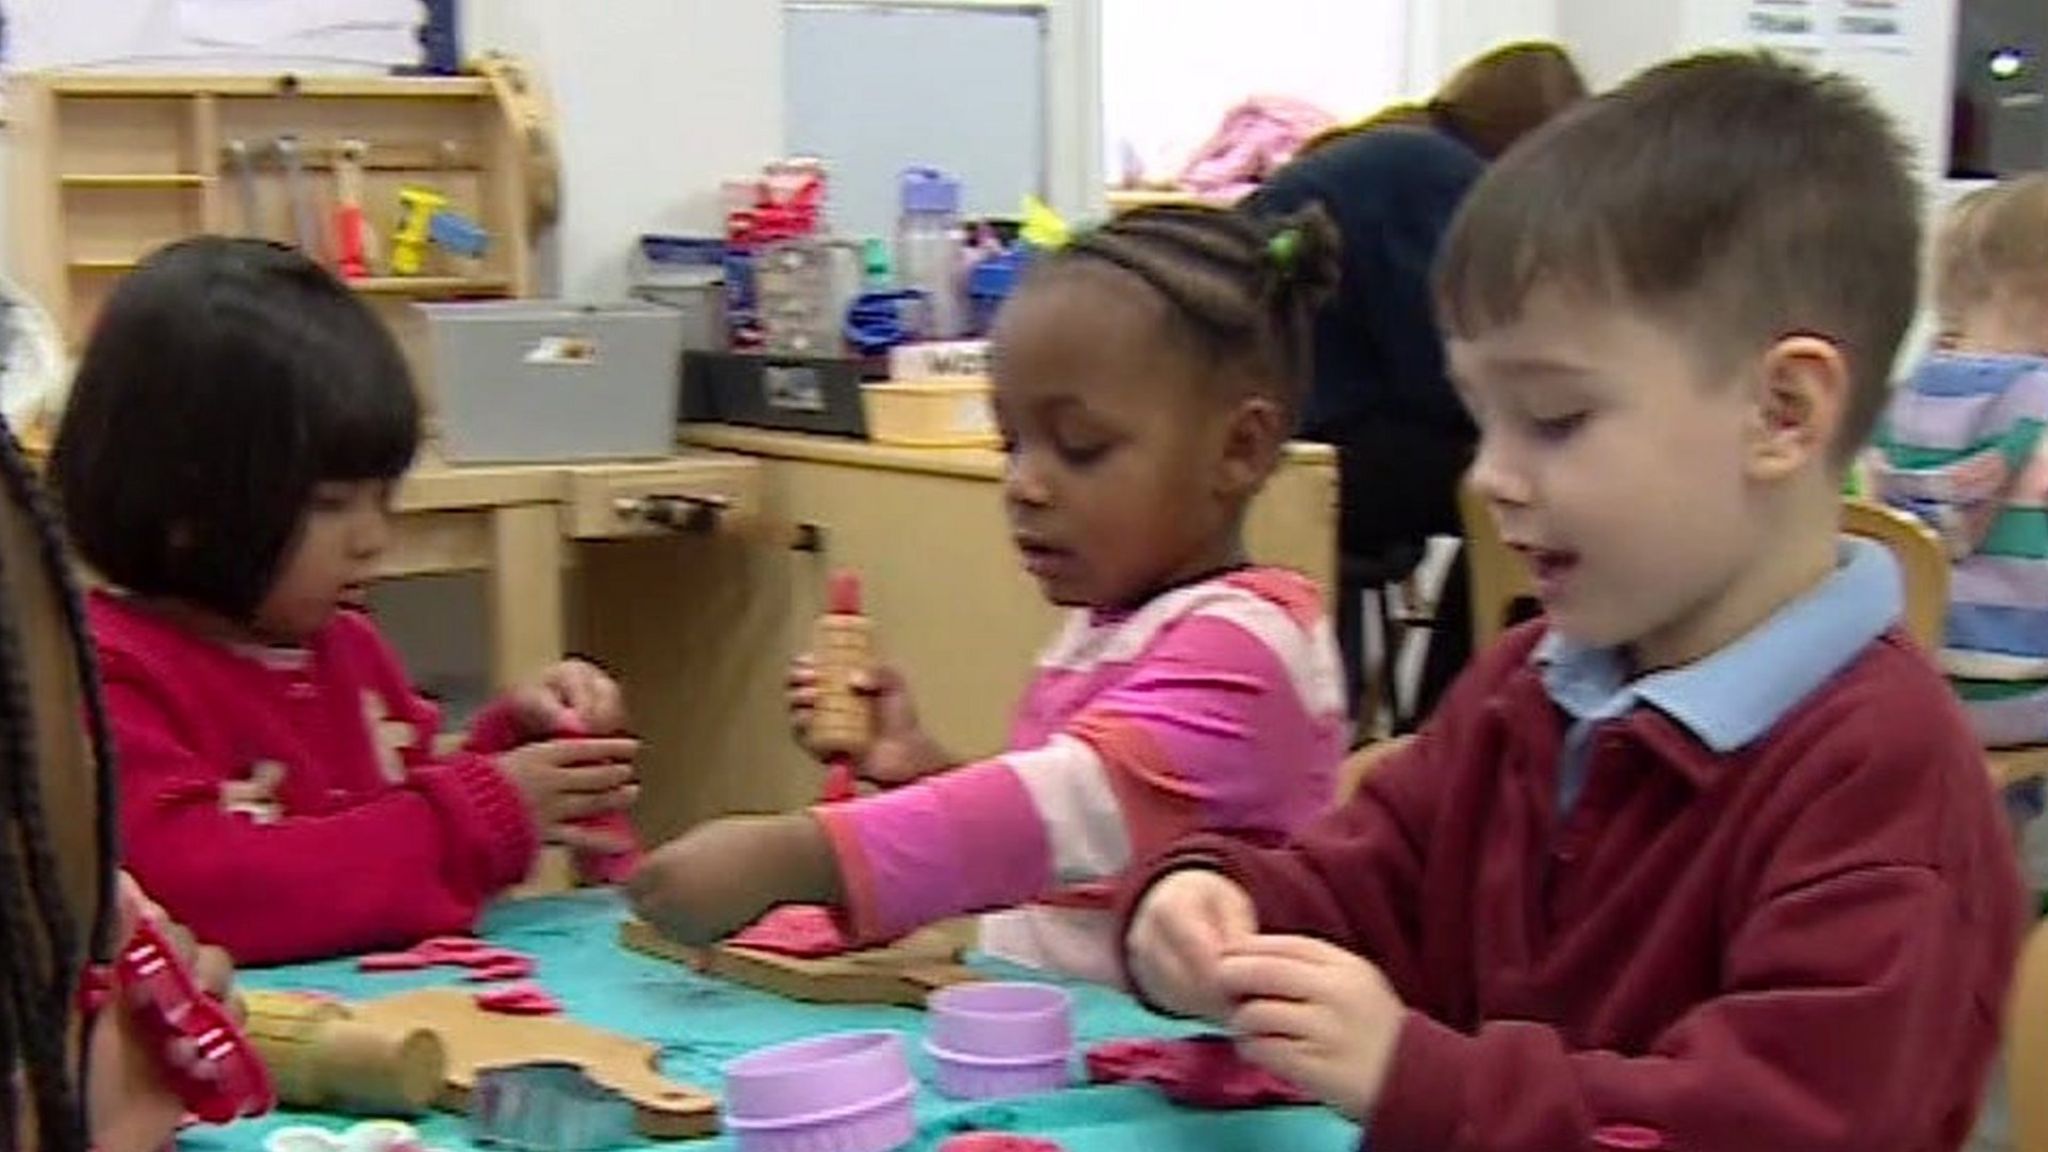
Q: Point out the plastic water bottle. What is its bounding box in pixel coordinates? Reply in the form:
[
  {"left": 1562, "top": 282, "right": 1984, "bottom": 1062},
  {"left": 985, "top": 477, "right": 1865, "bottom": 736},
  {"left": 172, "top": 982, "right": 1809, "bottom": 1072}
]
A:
[{"left": 895, "top": 167, "right": 967, "bottom": 339}]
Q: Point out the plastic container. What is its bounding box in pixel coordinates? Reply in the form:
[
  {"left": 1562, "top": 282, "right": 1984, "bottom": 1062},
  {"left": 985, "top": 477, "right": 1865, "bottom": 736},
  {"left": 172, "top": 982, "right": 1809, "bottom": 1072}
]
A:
[
  {"left": 418, "top": 301, "right": 683, "bottom": 464},
  {"left": 923, "top": 982, "right": 1074, "bottom": 1100},
  {"left": 722, "top": 1031, "right": 917, "bottom": 1152},
  {"left": 861, "top": 376, "right": 996, "bottom": 448},
  {"left": 895, "top": 168, "right": 967, "bottom": 340}
]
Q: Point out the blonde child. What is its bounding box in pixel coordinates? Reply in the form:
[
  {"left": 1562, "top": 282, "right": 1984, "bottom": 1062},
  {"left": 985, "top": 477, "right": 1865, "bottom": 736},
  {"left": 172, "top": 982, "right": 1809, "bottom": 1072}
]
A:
[
  {"left": 1876, "top": 175, "right": 2048, "bottom": 754},
  {"left": 49, "top": 237, "right": 642, "bottom": 966},
  {"left": 631, "top": 205, "right": 1353, "bottom": 984},
  {"left": 1121, "top": 53, "right": 2024, "bottom": 1152}
]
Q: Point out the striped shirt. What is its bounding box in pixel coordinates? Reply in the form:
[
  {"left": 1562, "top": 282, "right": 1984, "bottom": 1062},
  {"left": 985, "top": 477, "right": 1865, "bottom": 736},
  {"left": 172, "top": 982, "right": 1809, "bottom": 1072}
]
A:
[
  {"left": 813, "top": 567, "right": 1350, "bottom": 985},
  {"left": 1874, "top": 352, "right": 2048, "bottom": 747}
]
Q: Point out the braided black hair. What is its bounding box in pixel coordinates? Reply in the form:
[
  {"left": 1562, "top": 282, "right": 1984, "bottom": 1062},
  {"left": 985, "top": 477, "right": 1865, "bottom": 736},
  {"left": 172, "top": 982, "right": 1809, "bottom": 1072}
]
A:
[
  {"left": 1035, "top": 202, "right": 1341, "bottom": 422},
  {"left": 0, "top": 415, "right": 117, "bottom": 1152}
]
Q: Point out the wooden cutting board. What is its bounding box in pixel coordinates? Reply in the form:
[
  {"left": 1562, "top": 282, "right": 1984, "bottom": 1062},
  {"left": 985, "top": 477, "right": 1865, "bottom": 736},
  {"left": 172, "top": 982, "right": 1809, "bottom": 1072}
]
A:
[
  {"left": 619, "top": 916, "right": 982, "bottom": 1009},
  {"left": 352, "top": 987, "right": 719, "bottom": 1141}
]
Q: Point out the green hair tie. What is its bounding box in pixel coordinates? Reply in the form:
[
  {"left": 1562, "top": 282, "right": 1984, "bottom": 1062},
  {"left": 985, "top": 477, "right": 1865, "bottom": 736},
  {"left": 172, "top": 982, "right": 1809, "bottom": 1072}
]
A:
[{"left": 1268, "top": 228, "right": 1301, "bottom": 277}]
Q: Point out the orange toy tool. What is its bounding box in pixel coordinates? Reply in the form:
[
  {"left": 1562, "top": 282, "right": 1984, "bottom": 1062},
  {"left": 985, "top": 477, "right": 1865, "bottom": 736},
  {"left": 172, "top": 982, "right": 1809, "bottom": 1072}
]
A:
[
  {"left": 333, "top": 139, "right": 370, "bottom": 279},
  {"left": 810, "top": 570, "right": 873, "bottom": 803}
]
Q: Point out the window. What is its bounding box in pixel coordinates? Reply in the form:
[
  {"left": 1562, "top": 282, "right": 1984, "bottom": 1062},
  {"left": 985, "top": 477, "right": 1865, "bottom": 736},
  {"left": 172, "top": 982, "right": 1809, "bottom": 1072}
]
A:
[{"left": 1101, "top": 0, "right": 1412, "bottom": 189}]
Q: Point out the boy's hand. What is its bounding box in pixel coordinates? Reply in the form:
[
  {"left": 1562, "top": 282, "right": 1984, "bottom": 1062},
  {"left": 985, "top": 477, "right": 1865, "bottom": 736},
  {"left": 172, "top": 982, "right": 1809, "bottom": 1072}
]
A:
[
  {"left": 88, "top": 874, "right": 240, "bottom": 1152},
  {"left": 1215, "top": 935, "right": 1404, "bottom": 1122},
  {"left": 628, "top": 812, "right": 841, "bottom": 944},
  {"left": 509, "top": 658, "right": 628, "bottom": 737},
  {"left": 497, "top": 737, "right": 640, "bottom": 852},
  {"left": 1124, "top": 868, "right": 1257, "bottom": 1021},
  {"left": 786, "top": 655, "right": 949, "bottom": 786}
]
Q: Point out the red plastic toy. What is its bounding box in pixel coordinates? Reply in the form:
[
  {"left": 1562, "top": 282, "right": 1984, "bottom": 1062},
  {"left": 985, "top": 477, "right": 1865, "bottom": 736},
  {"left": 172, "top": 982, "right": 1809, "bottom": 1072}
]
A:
[{"left": 108, "top": 918, "right": 276, "bottom": 1124}]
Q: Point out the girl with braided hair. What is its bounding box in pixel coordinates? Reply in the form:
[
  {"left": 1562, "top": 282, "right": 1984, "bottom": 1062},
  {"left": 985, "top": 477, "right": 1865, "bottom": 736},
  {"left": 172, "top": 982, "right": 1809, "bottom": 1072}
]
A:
[
  {"left": 633, "top": 204, "right": 1351, "bottom": 986},
  {"left": 0, "top": 416, "right": 237, "bottom": 1152}
]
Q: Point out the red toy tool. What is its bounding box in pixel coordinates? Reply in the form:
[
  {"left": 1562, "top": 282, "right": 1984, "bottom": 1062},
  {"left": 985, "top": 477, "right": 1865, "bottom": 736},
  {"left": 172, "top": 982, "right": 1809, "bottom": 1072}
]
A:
[{"left": 102, "top": 916, "right": 276, "bottom": 1123}]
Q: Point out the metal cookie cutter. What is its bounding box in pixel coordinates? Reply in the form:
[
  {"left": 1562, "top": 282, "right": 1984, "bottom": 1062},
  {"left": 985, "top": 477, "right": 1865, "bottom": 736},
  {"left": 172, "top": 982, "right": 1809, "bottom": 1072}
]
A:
[{"left": 470, "top": 1061, "right": 637, "bottom": 1151}]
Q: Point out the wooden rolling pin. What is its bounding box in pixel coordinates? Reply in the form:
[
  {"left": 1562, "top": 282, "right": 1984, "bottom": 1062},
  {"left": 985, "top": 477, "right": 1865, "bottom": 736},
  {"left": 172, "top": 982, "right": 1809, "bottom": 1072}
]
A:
[
  {"left": 810, "top": 570, "right": 874, "bottom": 802},
  {"left": 242, "top": 990, "right": 447, "bottom": 1116}
]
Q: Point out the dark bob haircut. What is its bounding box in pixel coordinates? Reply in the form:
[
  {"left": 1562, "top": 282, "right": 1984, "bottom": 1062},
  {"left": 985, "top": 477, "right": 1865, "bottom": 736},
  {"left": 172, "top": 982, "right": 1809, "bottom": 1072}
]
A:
[{"left": 50, "top": 236, "right": 419, "bottom": 621}]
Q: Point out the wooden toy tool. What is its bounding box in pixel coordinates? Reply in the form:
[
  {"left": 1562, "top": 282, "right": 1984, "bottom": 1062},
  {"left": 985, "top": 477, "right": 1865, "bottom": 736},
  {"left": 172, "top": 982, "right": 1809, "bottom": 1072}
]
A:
[
  {"left": 225, "top": 139, "right": 261, "bottom": 235},
  {"left": 810, "top": 569, "right": 872, "bottom": 802},
  {"left": 274, "top": 135, "right": 324, "bottom": 260},
  {"left": 620, "top": 915, "right": 981, "bottom": 1009},
  {"left": 242, "top": 989, "right": 445, "bottom": 1117},
  {"left": 350, "top": 986, "right": 719, "bottom": 1140}
]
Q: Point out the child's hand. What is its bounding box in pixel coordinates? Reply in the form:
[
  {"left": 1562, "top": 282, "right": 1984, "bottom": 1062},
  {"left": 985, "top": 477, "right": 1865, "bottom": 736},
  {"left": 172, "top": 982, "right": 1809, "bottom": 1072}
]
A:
[
  {"left": 509, "top": 658, "right": 628, "bottom": 737},
  {"left": 1214, "top": 935, "right": 1404, "bottom": 1122},
  {"left": 628, "top": 812, "right": 841, "bottom": 944},
  {"left": 1124, "top": 868, "right": 1257, "bottom": 1021},
  {"left": 88, "top": 874, "right": 240, "bottom": 1152},
  {"left": 497, "top": 737, "right": 640, "bottom": 852},
  {"left": 786, "top": 655, "right": 949, "bottom": 786}
]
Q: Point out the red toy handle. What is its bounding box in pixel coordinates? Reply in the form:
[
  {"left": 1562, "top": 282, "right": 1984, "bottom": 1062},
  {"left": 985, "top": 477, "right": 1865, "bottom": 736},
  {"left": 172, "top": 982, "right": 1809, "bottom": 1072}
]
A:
[{"left": 107, "top": 918, "right": 274, "bottom": 1124}]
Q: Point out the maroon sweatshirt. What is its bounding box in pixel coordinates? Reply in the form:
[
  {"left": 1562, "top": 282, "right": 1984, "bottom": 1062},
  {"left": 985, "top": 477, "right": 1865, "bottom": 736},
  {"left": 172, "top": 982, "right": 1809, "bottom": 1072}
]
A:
[{"left": 1124, "top": 623, "right": 2025, "bottom": 1152}]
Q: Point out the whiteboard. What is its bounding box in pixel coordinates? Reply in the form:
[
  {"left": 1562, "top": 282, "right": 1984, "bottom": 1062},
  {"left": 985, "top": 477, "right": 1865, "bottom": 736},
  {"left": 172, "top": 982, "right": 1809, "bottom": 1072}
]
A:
[{"left": 783, "top": 1, "right": 1047, "bottom": 239}]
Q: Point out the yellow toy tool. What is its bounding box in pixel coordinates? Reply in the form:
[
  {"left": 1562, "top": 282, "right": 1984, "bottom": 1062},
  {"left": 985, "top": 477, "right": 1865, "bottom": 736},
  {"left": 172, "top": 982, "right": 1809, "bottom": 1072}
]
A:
[{"left": 391, "top": 186, "right": 448, "bottom": 276}]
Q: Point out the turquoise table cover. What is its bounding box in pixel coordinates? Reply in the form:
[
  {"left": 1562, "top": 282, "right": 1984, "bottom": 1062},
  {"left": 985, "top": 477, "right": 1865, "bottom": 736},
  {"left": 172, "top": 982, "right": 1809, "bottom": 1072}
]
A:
[{"left": 180, "top": 891, "right": 1361, "bottom": 1152}]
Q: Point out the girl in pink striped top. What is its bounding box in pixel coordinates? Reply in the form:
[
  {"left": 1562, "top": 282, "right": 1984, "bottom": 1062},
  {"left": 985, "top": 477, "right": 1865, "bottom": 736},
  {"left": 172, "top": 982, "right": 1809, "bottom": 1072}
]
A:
[{"left": 631, "top": 203, "right": 1354, "bottom": 985}]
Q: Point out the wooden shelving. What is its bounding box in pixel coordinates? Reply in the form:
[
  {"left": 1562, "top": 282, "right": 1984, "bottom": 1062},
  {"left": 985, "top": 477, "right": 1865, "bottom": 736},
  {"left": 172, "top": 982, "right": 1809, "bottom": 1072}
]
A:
[
  {"left": 5, "top": 65, "right": 556, "bottom": 430},
  {"left": 60, "top": 173, "right": 207, "bottom": 189},
  {"left": 353, "top": 276, "right": 514, "bottom": 298}
]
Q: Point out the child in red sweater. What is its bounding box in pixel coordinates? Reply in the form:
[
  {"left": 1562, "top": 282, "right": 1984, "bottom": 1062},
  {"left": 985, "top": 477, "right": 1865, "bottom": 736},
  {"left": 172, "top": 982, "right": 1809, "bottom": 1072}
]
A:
[
  {"left": 1121, "top": 53, "right": 2028, "bottom": 1152},
  {"left": 47, "top": 237, "right": 642, "bottom": 966}
]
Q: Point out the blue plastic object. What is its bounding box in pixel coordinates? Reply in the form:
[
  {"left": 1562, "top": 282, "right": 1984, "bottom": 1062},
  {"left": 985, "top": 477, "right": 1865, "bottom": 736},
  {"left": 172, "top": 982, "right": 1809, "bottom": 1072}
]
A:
[
  {"left": 428, "top": 210, "right": 489, "bottom": 259},
  {"left": 845, "top": 290, "right": 929, "bottom": 357},
  {"left": 639, "top": 234, "right": 727, "bottom": 270},
  {"left": 967, "top": 247, "right": 1029, "bottom": 336}
]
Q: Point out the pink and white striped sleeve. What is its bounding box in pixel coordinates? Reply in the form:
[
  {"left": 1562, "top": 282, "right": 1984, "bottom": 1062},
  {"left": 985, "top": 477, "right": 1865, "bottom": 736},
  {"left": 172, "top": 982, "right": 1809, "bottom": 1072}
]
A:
[{"left": 813, "top": 594, "right": 1346, "bottom": 945}]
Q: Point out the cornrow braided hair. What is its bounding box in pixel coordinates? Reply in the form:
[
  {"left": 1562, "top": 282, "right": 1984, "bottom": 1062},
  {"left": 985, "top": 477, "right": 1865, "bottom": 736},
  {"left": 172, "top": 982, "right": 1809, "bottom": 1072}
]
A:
[
  {"left": 1047, "top": 202, "right": 1341, "bottom": 421},
  {"left": 0, "top": 417, "right": 116, "bottom": 1152}
]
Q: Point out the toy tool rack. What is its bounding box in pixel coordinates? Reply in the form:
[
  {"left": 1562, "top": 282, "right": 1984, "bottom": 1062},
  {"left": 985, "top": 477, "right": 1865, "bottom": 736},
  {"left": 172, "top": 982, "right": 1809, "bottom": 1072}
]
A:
[{"left": 4, "top": 62, "right": 554, "bottom": 413}]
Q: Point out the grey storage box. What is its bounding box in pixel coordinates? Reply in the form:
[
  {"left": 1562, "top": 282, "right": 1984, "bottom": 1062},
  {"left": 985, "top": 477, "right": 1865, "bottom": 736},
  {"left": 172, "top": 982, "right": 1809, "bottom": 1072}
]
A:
[{"left": 418, "top": 301, "right": 683, "bottom": 464}]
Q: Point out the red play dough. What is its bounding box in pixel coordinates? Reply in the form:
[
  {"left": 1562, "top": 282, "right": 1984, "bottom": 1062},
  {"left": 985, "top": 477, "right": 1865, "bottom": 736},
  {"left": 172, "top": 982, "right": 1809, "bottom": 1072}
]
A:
[
  {"left": 729, "top": 904, "right": 855, "bottom": 958},
  {"left": 357, "top": 952, "right": 432, "bottom": 972},
  {"left": 462, "top": 957, "right": 538, "bottom": 983},
  {"left": 474, "top": 982, "right": 562, "bottom": 1015},
  {"left": 936, "top": 1136, "right": 1065, "bottom": 1152},
  {"left": 1084, "top": 1036, "right": 1312, "bottom": 1109}
]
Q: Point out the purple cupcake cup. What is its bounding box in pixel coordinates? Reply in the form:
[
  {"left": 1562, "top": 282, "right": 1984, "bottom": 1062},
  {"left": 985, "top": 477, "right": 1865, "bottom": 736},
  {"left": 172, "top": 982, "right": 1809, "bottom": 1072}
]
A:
[
  {"left": 924, "top": 983, "right": 1074, "bottom": 1100},
  {"left": 722, "top": 1031, "right": 917, "bottom": 1152}
]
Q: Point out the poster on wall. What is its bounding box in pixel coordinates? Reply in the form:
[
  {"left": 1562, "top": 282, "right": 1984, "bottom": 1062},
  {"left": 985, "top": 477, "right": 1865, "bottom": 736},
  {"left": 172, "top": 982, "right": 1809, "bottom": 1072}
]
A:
[
  {"left": 1835, "top": 0, "right": 1911, "bottom": 57},
  {"left": 1744, "top": 0, "right": 1829, "bottom": 59}
]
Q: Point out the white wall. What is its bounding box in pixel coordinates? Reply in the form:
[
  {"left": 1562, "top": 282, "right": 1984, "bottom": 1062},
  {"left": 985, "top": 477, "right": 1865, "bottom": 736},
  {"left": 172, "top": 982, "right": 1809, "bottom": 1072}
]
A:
[{"left": 459, "top": 0, "right": 786, "bottom": 301}]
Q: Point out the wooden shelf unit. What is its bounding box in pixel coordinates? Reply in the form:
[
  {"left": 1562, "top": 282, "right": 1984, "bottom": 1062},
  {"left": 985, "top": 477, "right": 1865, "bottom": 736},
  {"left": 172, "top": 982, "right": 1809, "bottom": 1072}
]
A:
[{"left": 6, "top": 69, "right": 547, "bottom": 420}]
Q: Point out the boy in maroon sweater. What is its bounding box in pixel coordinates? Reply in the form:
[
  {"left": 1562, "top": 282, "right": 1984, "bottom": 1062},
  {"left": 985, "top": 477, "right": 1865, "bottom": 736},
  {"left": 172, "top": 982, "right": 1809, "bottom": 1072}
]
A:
[{"left": 1119, "top": 52, "right": 2027, "bottom": 1152}]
